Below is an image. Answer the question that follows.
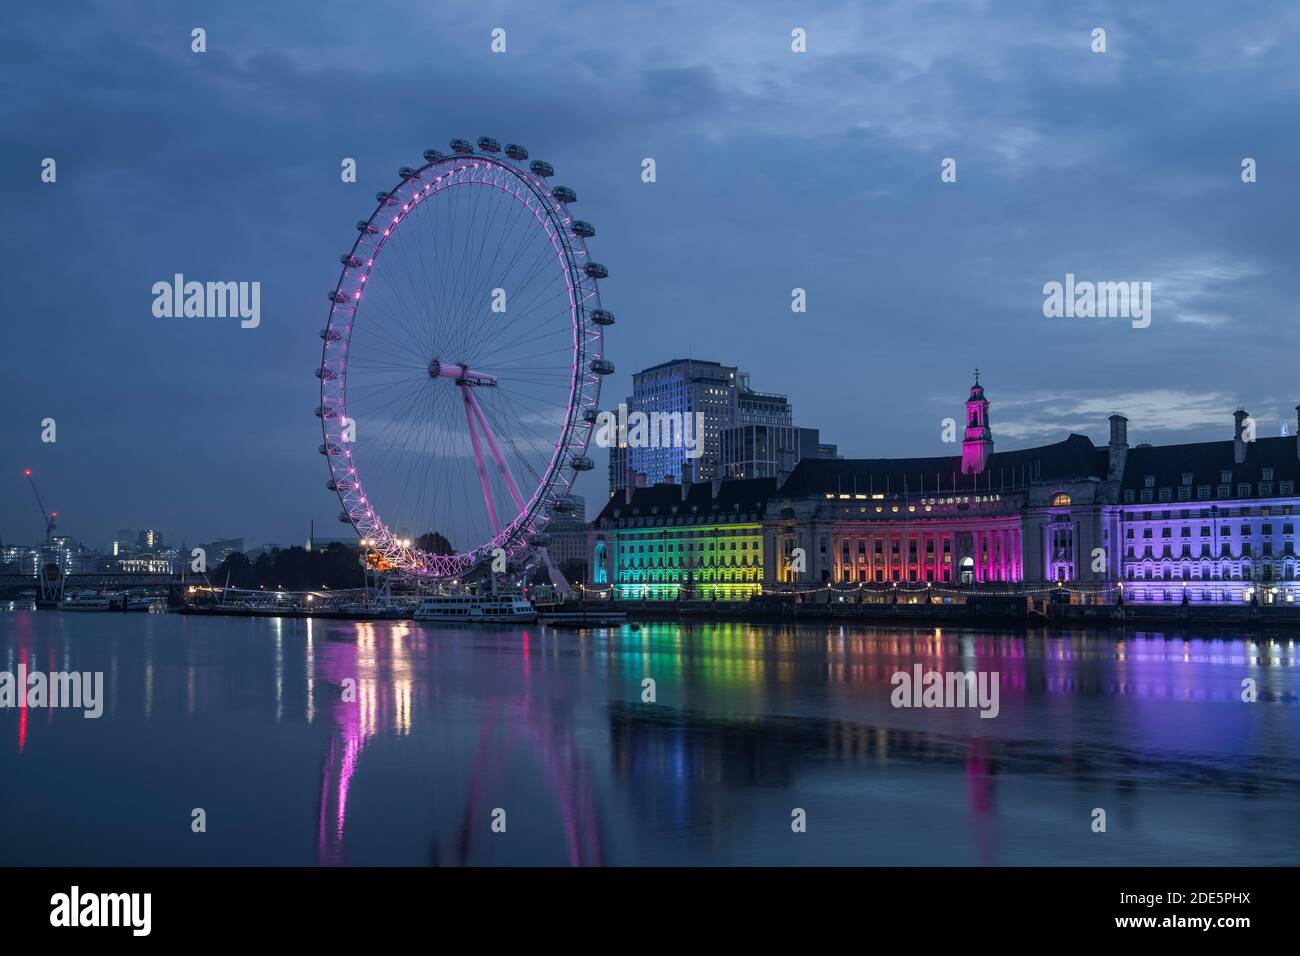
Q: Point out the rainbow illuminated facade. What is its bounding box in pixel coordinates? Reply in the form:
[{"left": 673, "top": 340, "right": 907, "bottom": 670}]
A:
[{"left": 590, "top": 377, "right": 1300, "bottom": 605}]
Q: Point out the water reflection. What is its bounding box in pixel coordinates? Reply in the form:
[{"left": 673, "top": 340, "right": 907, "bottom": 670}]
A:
[
  {"left": 1, "top": 611, "right": 1298, "bottom": 865},
  {"left": 427, "top": 695, "right": 602, "bottom": 868},
  {"left": 312, "top": 622, "right": 601, "bottom": 866}
]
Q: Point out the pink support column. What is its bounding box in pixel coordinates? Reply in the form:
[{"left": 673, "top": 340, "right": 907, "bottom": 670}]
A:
[
  {"left": 461, "top": 386, "right": 499, "bottom": 533},
  {"left": 466, "top": 386, "right": 526, "bottom": 515}
]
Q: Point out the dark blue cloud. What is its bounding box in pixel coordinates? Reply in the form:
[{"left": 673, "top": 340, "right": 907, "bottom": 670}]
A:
[{"left": 1, "top": 0, "right": 1297, "bottom": 548}]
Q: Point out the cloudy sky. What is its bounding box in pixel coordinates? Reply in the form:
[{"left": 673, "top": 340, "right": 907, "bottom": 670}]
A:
[{"left": 2, "top": 0, "right": 1299, "bottom": 550}]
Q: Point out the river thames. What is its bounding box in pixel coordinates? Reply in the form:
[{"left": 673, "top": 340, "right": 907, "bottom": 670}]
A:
[{"left": 1, "top": 609, "right": 1297, "bottom": 866}]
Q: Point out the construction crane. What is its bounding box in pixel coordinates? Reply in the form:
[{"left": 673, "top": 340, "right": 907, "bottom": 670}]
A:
[{"left": 24, "top": 468, "right": 56, "bottom": 542}]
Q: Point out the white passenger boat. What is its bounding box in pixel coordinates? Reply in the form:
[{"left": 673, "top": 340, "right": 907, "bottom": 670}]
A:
[
  {"left": 60, "top": 592, "right": 112, "bottom": 612},
  {"left": 413, "top": 593, "right": 538, "bottom": 624}
]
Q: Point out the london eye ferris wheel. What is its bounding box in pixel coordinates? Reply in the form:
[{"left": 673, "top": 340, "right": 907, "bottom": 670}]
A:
[{"left": 317, "top": 137, "right": 613, "bottom": 579}]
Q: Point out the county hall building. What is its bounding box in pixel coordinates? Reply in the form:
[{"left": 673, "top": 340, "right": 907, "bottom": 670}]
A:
[{"left": 588, "top": 376, "right": 1300, "bottom": 605}]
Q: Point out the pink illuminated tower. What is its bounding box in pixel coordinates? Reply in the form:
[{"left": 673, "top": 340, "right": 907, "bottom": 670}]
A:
[{"left": 960, "top": 370, "right": 993, "bottom": 475}]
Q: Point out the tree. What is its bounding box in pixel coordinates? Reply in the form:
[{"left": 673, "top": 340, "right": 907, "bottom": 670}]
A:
[
  {"left": 416, "top": 531, "right": 453, "bottom": 555},
  {"left": 213, "top": 544, "right": 365, "bottom": 590}
]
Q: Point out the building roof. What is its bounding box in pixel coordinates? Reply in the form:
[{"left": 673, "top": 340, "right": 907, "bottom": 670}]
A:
[
  {"left": 637, "top": 358, "right": 728, "bottom": 374},
  {"left": 776, "top": 433, "right": 1107, "bottom": 497},
  {"left": 596, "top": 427, "right": 1300, "bottom": 519},
  {"left": 594, "top": 477, "right": 778, "bottom": 524},
  {"left": 1119, "top": 435, "right": 1300, "bottom": 492}
]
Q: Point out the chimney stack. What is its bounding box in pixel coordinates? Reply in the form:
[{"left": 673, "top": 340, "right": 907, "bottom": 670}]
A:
[
  {"left": 624, "top": 467, "right": 635, "bottom": 505},
  {"left": 711, "top": 477, "right": 723, "bottom": 499},
  {"left": 1234, "top": 409, "right": 1249, "bottom": 464},
  {"left": 1107, "top": 413, "right": 1128, "bottom": 481},
  {"left": 681, "top": 460, "right": 693, "bottom": 501},
  {"left": 1295, "top": 405, "right": 1300, "bottom": 460}
]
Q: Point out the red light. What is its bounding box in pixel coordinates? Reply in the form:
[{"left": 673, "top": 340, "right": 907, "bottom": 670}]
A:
[{"left": 24, "top": 469, "right": 31, "bottom": 476}]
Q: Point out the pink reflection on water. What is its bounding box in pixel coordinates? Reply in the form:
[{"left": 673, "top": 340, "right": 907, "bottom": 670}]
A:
[
  {"left": 315, "top": 632, "right": 366, "bottom": 866},
  {"left": 314, "top": 625, "right": 602, "bottom": 866}
]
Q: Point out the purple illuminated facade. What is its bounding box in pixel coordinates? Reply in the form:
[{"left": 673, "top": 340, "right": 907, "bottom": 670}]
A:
[{"left": 1114, "top": 408, "right": 1300, "bottom": 605}]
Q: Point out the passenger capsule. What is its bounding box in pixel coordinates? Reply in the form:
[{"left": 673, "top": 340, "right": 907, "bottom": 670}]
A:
[
  {"left": 338, "top": 512, "right": 351, "bottom": 523},
  {"left": 583, "top": 262, "right": 608, "bottom": 279},
  {"left": 423, "top": 148, "right": 446, "bottom": 163},
  {"left": 570, "top": 220, "right": 595, "bottom": 238},
  {"left": 477, "top": 137, "right": 501, "bottom": 153},
  {"left": 505, "top": 143, "right": 528, "bottom": 161},
  {"left": 570, "top": 456, "right": 595, "bottom": 471},
  {"left": 582, "top": 408, "right": 599, "bottom": 424},
  {"left": 450, "top": 138, "right": 474, "bottom": 154},
  {"left": 326, "top": 479, "right": 338, "bottom": 492},
  {"left": 320, "top": 327, "right": 341, "bottom": 341},
  {"left": 357, "top": 221, "right": 378, "bottom": 234},
  {"left": 375, "top": 191, "right": 397, "bottom": 206},
  {"left": 340, "top": 254, "right": 363, "bottom": 268},
  {"left": 590, "top": 359, "right": 614, "bottom": 375},
  {"left": 398, "top": 166, "right": 419, "bottom": 180},
  {"left": 328, "top": 291, "right": 350, "bottom": 303},
  {"left": 530, "top": 160, "right": 554, "bottom": 178},
  {"left": 316, "top": 367, "right": 336, "bottom": 381},
  {"left": 319, "top": 442, "right": 341, "bottom": 456},
  {"left": 590, "top": 309, "right": 615, "bottom": 326},
  {"left": 552, "top": 186, "right": 577, "bottom": 204}
]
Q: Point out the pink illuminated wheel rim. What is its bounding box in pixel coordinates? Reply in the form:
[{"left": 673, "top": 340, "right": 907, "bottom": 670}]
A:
[{"left": 317, "top": 139, "right": 609, "bottom": 578}]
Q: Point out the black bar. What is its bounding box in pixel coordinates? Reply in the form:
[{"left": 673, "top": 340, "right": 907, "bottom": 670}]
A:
[{"left": 0, "top": 866, "right": 1282, "bottom": 942}]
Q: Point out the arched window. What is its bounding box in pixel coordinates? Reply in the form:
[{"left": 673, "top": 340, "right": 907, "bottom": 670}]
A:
[{"left": 1051, "top": 492, "right": 1072, "bottom": 507}]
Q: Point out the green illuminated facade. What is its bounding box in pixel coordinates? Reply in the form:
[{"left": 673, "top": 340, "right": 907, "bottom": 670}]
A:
[{"left": 588, "top": 478, "right": 775, "bottom": 600}]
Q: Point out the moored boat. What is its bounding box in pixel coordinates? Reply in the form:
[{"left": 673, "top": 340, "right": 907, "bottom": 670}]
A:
[
  {"left": 60, "top": 592, "right": 112, "bottom": 612},
  {"left": 540, "top": 609, "right": 628, "bottom": 627},
  {"left": 413, "top": 593, "right": 538, "bottom": 624}
]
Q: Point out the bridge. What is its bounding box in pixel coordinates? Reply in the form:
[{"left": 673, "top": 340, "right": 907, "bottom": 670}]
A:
[{"left": 0, "top": 571, "right": 203, "bottom": 603}]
